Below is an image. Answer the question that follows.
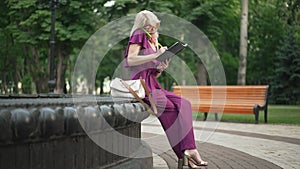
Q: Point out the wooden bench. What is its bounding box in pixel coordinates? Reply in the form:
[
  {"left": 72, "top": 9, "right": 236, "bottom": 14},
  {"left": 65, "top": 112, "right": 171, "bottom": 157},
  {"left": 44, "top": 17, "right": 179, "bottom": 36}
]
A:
[{"left": 173, "top": 85, "right": 269, "bottom": 124}]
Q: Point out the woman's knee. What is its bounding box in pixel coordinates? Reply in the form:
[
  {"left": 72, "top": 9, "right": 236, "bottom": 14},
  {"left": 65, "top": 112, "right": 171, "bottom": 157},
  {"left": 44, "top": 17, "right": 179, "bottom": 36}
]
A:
[{"left": 181, "top": 98, "right": 192, "bottom": 107}]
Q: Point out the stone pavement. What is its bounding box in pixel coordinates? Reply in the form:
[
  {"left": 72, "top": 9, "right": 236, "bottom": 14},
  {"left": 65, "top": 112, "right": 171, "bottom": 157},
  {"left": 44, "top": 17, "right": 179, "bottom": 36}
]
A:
[{"left": 141, "top": 116, "right": 300, "bottom": 169}]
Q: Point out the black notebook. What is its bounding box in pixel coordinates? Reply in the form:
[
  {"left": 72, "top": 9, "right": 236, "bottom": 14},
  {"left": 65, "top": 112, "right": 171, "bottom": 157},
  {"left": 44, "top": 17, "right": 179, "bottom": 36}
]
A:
[{"left": 156, "top": 42, "right": 188, "bottom": 62}]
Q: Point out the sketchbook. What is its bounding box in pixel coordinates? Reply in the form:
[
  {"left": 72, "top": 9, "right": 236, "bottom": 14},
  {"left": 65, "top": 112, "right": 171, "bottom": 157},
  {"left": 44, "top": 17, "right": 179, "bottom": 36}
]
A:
[{"left": 156, "top": 42, "right": 188, "bottom": 62}]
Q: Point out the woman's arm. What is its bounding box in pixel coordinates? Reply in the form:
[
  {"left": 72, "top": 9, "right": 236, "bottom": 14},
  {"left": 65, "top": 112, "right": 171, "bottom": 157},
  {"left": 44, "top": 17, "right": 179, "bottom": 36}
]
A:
[{"left": 127, "top": 44, "right": 166, "bottom": 66}]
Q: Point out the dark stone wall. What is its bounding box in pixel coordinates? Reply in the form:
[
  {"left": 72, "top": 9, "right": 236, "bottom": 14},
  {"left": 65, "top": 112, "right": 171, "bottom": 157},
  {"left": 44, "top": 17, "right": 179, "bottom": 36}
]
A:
[{"left": 0, "top": 96, "right": 152, "bottom": 169}]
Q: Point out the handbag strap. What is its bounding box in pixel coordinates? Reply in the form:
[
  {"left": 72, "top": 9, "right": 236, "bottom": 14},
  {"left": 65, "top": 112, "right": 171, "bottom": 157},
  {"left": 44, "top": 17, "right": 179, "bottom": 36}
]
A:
[
  {"left": 139, "top": 77, "right": 158, "bottom": 115},
  {"left": 119, "top": 79, "right": 157, "bottom": 115}
]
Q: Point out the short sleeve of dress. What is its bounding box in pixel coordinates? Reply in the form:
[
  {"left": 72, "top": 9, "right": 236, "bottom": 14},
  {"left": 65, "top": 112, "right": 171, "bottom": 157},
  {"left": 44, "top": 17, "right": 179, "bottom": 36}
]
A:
[{"left": 128, "top": 29, "right": 148, "bottom": 48}]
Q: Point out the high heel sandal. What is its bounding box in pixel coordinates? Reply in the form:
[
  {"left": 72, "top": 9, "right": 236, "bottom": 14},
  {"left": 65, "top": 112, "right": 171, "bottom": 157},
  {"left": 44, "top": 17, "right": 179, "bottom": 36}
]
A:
[{"left": 178, "top": 150, "right": 208, "bottom": 169}]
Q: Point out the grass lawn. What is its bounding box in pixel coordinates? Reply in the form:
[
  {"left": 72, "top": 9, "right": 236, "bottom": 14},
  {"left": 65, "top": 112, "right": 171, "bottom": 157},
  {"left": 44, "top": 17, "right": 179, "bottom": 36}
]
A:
[{"left": 193, "top": 105, "right": 300, "bottom": 125}]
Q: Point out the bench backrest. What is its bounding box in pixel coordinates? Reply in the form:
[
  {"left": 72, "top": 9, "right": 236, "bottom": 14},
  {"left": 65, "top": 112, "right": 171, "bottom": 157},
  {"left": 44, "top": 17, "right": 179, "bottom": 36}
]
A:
[{"left": 173, "top": 86, "right": 269, "bottom": 107}]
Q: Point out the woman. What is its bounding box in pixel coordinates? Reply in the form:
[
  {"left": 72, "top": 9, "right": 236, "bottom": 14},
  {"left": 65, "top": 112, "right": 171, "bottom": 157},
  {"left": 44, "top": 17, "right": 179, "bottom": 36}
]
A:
[{"left": 125, "top": 10, "right": 208, "bottom": 168}]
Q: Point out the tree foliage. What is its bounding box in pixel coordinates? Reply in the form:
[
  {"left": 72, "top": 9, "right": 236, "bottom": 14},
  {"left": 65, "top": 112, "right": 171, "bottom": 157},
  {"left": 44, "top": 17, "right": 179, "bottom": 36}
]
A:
[
  {"left": 270, "top": 0, "right": 300, "bottom": 104},
  {"left": 271, "top": 27, "right": 300, "bottom": 104},
  {"left": 0, "top": 0, "right": 298, "bottom": 104}
]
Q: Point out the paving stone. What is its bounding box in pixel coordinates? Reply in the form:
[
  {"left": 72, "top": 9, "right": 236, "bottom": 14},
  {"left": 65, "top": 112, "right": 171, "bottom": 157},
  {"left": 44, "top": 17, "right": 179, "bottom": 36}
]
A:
[
  {"left": 157, "top": 142, "right": 282, "bottom": 169},
  {"left": 142, "top": 119, "right": 300, "bottom": 169}
]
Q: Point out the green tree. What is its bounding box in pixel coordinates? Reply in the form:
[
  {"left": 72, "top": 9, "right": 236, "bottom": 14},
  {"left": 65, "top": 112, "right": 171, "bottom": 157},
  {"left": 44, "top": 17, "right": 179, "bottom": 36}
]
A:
[
  {"left": 270, "top": 0, "right": 300, "bottom": 104},
  {"left": 54, "top": 0, "right": 106, "bottom": 93},
  {"left": 5, "top": 0, "right": 55, "bottom": 93},
  {"left": 2, "top": 0, "right": 298, "bottom": 99},
  {"left": 271, "top": 27, "right": 300, "bottom": 104},
  {"left": 247, "top": 0, "right": 285, "bottom": 85},
  {"left": 181, "top": 0, "right": 240, "bottom": 85},
  {"left": 4, "top": 0, "right": 106, "bottom": 94},
  {"left": 0, "top": 0, "right": 24, "bottom": 94}
]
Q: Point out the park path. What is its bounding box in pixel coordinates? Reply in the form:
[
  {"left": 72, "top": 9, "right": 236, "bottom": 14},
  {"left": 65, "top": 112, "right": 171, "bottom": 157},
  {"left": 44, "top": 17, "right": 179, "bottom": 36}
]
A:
[{"left": 141, "top": 117, "right": 300, "bottom": 169}]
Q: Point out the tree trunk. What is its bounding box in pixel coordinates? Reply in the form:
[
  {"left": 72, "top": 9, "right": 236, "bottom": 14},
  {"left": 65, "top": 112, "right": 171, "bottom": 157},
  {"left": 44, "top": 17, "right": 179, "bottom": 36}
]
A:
[
  {"left": 55, "top": 46, "right": 69, "bottom": 94},
  {"left": 237, "top": 0, "right": 248, "bottom": 85},
  {"left": 197, "top": 61, "right": 207, "bottom": 85},
  {"left": 1, "top": 73, "right": 8, "bottom": 94},
  {"left": 68, "top": 59, "right": 73, "bottom": 94},
  {"left": 87, "top": 49, "right": 96, "bottom": 95},
  {"left": 13, "top": 64, "right": 21, "bottom": 94},
  {"left": 30, "top": 46, "right": 48, "bottom": 93}
]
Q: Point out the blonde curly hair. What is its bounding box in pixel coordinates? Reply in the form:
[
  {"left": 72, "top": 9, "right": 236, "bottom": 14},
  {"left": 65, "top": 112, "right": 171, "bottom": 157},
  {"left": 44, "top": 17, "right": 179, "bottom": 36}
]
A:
[{"left": 130, "top": 10, "right": 160, "bottom": 36}]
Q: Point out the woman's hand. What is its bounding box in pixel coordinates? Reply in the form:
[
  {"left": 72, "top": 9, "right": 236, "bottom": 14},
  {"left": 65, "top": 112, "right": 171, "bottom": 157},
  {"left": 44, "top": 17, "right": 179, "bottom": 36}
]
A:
[
  {"left": 157, "top": 46, "right": 167, "bottom": 56},
  {"left": 156, "top": 58, "right": 171, "bottom": 78},
  {"left": 160, "top": 58, "right": 170, "bottom": 69}
]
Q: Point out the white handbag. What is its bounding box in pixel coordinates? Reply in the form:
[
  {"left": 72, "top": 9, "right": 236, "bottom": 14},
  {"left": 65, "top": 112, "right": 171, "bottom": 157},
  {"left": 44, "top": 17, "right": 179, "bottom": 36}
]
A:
[
  {"left": 110, "top": 77, "right": 157, "bottom": 115},
  {"left": 110, "top": 77, "right": 145, "bottom": 99}
]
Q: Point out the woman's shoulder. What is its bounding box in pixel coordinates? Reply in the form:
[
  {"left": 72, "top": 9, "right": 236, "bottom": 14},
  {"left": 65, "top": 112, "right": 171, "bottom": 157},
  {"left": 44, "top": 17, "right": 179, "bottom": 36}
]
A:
[
  {"left": 129, "top": 29, "right": 148, "bottom": 45},
  {"left": 131, "top": 29, "right": 146, "bottom": 37}
]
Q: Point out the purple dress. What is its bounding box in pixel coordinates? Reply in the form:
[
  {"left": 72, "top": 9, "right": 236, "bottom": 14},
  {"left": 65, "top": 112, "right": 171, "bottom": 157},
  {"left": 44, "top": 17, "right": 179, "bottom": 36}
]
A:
[{"left": 125, "top": 29, "right": 196, "bottom": 158}]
